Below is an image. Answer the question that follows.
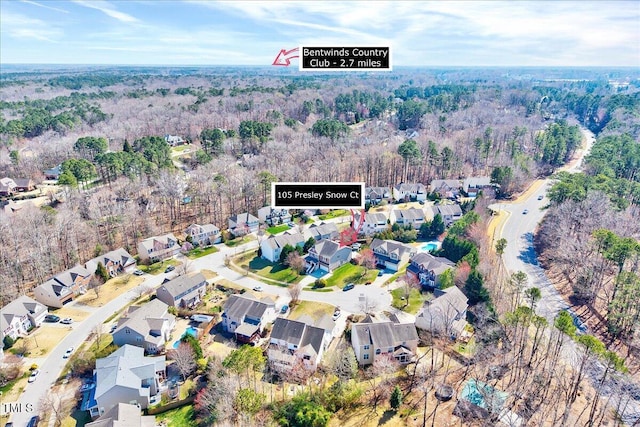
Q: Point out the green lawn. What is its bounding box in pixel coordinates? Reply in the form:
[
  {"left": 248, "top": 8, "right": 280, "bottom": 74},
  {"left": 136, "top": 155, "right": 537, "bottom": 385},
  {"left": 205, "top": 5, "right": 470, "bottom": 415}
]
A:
[
  {"left": 185, "top": 246, "right": 219, "bottom": 259},
  {"left": 325, "top": 263, "right": 379, "bottom": 288},
  {"left": 225, "top": 235, "right": 255, "bottom": 247},
  {"left": 156, "top": 406, "right": 196, "bottom": 427},
  {"left": 267, "top": 224, "right": 290, "bottom": 234},
  {"left": 233, "top": 253, "right": 302, "bottom": 284},
  {"left": 391, "top": 287, "right": 426, "bottom": 314},
  {"left": 138, "top": 258, "right": 181, "bottom": 275},
  {"left": 290, "top": 300, "right": 335, "bottom": 320},
  {"left": 318, "top": 209, "right": 349, "bottom": 220},
  {"left": 455, "top": 336, "right": 477, "bottom": 357}
]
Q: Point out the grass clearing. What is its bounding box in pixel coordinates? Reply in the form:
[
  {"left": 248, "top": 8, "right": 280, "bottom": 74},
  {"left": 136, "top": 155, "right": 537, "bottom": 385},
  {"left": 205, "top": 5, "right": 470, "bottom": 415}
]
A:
[
  {"left": 0, "top": 371, "right": 28, "bottom": 402},
  {"left": 51, "top": 306, "right": 92, "bottom": 321},
  {"left": 267, "top": 224, "right": 290, "bottom": 234},
  {"left": 185, "top": 246, "right": 219, "bottom": 259},
  {"left": 200, "top": 269, "right": 218, "bottom": 281},
  {"left": 391, "top": 287, "right": 426, "bottom": 314},
  {"left": 236, "top": 253, "right": 303, "bottom": 284},
  {"left": 318, "top": 209, "right": 348, "bottom": 220},
  {"left": 138, "top": 258, "right": 182, "bottom": 275},
  {"left": 156, "top": 405, "right": 196, "bottom": 427},
  {"left": 74, "top": 274, "right": 144, "bottom": 307},
  {"left": 61, "top": 409, "right": 91, "bottom": 427},
  {"left": 289, "top": 300, "right": 335, "bottom": 321},
  {"left": 14, "top": 324, "right": 73, "bottom": 357},
  {"left": 325, "top": 263, "right": 379, "bottom": 288},
  {"left": 225, "top": 235, "right": 255, "bottom": 247}
]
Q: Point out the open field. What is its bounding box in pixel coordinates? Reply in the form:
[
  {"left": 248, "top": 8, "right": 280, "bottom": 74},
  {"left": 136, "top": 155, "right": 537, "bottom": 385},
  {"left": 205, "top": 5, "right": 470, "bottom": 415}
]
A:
[
  {"left": 185, "top": 246, "right": 219, "bottom": 259},
  {"left": 325, "top": 263, "right": 379, "bottom": 288},
  {"left": 289, "top": 300, "right": 335, "bottom": 320},
  {"left": 74, "top": 274, "right": 144, "bottom": 307},
  {"left": 235, "top": 252, "right": 303, "bottom": 284},
  {"left": 391, "top": 287, "right": 426, "bottom": 314},
  {"left": 137, "top": 258, "right": 182, "bottom": 275}
]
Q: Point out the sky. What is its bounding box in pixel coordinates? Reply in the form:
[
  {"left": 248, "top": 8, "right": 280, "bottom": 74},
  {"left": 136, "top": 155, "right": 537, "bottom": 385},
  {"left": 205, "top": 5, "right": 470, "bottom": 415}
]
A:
[{"left": 1, "top": 0, "right": 639, "bottom": 67}]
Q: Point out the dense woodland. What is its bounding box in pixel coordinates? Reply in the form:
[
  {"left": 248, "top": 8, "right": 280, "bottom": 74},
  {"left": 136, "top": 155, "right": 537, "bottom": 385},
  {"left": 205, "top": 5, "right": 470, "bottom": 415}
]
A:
[{"left": 1, "top": 66, "right": 639, "bottom": 425}]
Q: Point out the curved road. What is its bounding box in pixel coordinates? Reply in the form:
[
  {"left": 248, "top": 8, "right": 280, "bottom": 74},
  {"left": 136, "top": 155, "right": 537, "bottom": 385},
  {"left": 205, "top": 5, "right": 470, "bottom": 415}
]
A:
[{"left": 492, "top": 127, "right": 640, "bottom": 425}]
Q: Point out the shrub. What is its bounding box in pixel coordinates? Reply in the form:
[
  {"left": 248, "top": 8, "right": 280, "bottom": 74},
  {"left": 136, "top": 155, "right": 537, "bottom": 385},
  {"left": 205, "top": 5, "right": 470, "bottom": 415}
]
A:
[{"left": 314, "top": 279, "right": 327, "bottom": 289}]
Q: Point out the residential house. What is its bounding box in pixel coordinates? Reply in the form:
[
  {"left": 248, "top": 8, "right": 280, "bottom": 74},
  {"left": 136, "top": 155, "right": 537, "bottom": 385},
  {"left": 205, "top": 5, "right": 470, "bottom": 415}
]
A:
[
  {"left": 87, "top": 345, "right": 166, "bottom": 418},
  {"left": 364, "top": 186, "right": 392, "bottom": 205},
  {"left": 164, "top": 134, "right": 184, "bottom": 146},
  {"left": 228, "top": 212, "right": 259, "bottom": 237},
  {"left": 112, "top": 299, "right": 176, "bottom": 354},
  {"left": 34, "top": 265, "right": 92, "bottom": 308},
  {"left": 44, "top": 164, "right": 62, "bottom": 180},
  {"left": 137, "top": 233, "right": 180, "bottom": 263},
  {"left": 430, "top": 179, "right": 462, "bottom": 199},
  {"left": 156, "top": 272, "right": 207, "bottom": 308},
  {"left": 185, "top": 223, "right": 221, "bottom": 246},
  {"left": 305, "top": 240, "right": 352, "bottom": 274},
  {"left": 353, "top": 211, "right": 388, "bottom": 236},
  {"left": 351, "top": 320, "right": 419, "bottom": 365},
  {"left": 85, "top": 402, "right": 157, "bottom": 427},
  {"left": 0, "top": 296, "right": 47, "bottom": 341},
  {"left": 260, "top": 232, "right": 305, "bottom": 263},
  {"left": 85, "top": 248, "right": 137, "bottom": 278},
  {"left": 370, "top": 238, "right": 416, "bottom": 272},
  {"left": 304, "top": 222, "right": 339, "bottom": 242},
  {"left": 13, "top": 179, "right": 36, "bottom": 192},
  {"left": 406, "top": 252, "right": 455, "bottom": 290},
  {"left": 0, "top": 199, "right": 23, "bottom": 215},
  {"left": 415, "top": 286, "right": 468, "bottom": 338},
  {"left": 257, "top": 206, "right": 292, "bottom": 226},
  {"left": 392, "top": 183, "right": 428, "bottom": 202},
  {"left": 297, "top": 314, "right": 337, "bottom": 342},
  {"left": 222, "top": 294, "right": 276, "bottom": 344},
  {"left": 392, "top": 207, "right": 427, "bottom": 229},
  {"left": 432, "top": 204, "right": 463, "bottom": 226},
  {"left": 0, "top": 178, "right": 16, "bottom": 196},
  {"left": 463, "top": 176, "right": 493, "bottom": 197},
  {"left": 268, "top": 318, "right": 328, "bottom": 373}
]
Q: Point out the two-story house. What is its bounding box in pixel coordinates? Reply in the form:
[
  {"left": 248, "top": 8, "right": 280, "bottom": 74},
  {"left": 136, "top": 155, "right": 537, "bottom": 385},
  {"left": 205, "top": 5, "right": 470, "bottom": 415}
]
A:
[
  {"left": 415, "top": 286, "right": 468, "bottom": 338},
  {"left": 228, "top": 212, "right": 259, "bottom": 237},
  {"left": 86, "top": 403, "right": 156, "bottom": 427},
  {"left": 392, "top": 207, "right": 428, "bottom": 229},
  {"left": 44, "top": 164, "right": 62, "bottom": 181},
  {"left": 222, "top": 294, "right": 276, "bottom": 344},
  {"left": 0, "top": 295, "right": 47, "bottom": 341},
  {"left": 430, "top": 179, "right": 462, "bottom": 199},
  {"left": 432, "top": 204, "right": 463, "bottom": 226},
  {"left": 304, "top": 222, "right": 339, "bottom": 242},
  {"left": 257, "top": 206, "right": 292, "bottom": 226},
  {"left": 112, "top": 299, "right": 176, "bottom": 354},
  {"left": 85, "top": 248, "right": 137, "bottom": 278},
  {"left": 463, "top": 176, "right": 493, "bottom": 197},
  {"left": 365, "top": 186, "right": 392, "bottom": 205},
  {"left": 137, "top": 233, "right": 180, "bottom": 263},
  {"left": 164, "top": 134, "right": 184, "bottom": 146},
  {"left": 87, "top": 345, "right": 166, "bottom": 418},
  {"left": 34, "top": 265, "right": 92, "bottom": 308},
  {"left": 260, "top": 232, "right": 305, "bottom": 263},
  {"left": 353, "top": 212, "right": 388, "bottom": 236},
  {"left": 305, "top": 240, "right": 352, "bottom": 274},
  {"left": 406, "top": 252, "right": 456, "bottom": 290},
  {"left": 392, "top": 183, "right": 428, "bottom": 202},
  {"left": 156, "top": 273, "right": 207, "bottom": 308},
  {"left": 0, "top": 178, "right": 17, "bottom": 196},
  {"left": 268, "top": 318, "right": 328, "bottom": 373},
  {"left": 185, "top": 223, "right": 221, "bottom": 246},
  {"left": 351, "top": 319, "right": 419, "bottom": 365},
  {"left": 370, "top": 238, "right": 416, "bottom": 272}
]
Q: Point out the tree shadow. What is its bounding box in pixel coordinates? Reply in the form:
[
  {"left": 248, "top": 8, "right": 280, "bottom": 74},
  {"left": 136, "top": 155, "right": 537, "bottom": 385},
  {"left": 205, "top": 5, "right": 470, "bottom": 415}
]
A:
[
  {"left": 377, "top": 409, "right": 396, "bottom": 425},
  {"left": 517, "top": 232, "right": 540, "bottom": 266}
]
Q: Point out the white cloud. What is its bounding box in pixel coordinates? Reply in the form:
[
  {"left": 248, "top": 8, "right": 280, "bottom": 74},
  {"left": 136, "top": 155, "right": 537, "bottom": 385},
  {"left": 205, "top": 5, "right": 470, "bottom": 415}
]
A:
[
  {"left": 0, "top": 11, "right": 63, "bottom": 42},
  {"left": 20, "top": 0, "right": 70, "bottom": 13},
  {"left": 72, "top": 0, "right": 139, "bottom": 23}
]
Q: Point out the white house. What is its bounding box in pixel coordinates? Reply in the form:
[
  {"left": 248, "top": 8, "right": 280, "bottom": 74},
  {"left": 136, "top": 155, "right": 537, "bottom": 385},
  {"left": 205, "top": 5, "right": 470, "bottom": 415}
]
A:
[
  {"left": 257, "top": 206, "right": 292, "bottom": 226},
  {"left": 353, "top": 212, "right": 388, "bottom": 236},
  {"left": 0, "top": 296, "right": 48, "bottom": 341},
  {"left": 268, "top": 318, "right": 328, "bottom": 373},
  {"left": 111, "top": 299, "right": 176, "bottom": 354},
  {"left": 392, "top": 207, "right": 428, "bottom": 229},
  {"left": 260, "top": 232, "right": 305, "bottom": 263},
  {"left": 185, "top": 223, "right": 221, "bottom": 246},
  {"left": 392, "top": 183, "right": 428, "bottom": 202}
]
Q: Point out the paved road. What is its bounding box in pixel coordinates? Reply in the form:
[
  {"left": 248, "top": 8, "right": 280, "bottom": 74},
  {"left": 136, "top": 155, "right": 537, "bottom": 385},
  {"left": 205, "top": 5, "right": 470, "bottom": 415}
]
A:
[{"left": 492, "top": 127, "right": 640, "bottom": 425}]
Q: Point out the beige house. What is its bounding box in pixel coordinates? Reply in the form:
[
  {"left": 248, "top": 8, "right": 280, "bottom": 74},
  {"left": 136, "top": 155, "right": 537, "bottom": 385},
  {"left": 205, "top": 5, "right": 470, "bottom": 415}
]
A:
[
  {"left": 112, "top": 299, "right": 176, "bottom": 354},
  {"left": 351, "top": 319, "right": 419, "bottom": 365},
  {"left": 34, "top": 265, "right": 92, "bottom": 308},
  {"left": 137, "top": 233, "right": 180, "bottom": 263},
  {"left": 156, "top": 273, "right": 207, "bottom": 308}
]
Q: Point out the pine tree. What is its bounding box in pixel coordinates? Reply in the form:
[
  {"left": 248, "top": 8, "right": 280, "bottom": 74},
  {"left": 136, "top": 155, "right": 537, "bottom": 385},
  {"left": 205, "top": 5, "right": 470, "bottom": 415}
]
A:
[
  {"left": 390, "top": 385, "right": 402, "bottom": 411},
  {"left": 95, "top": 262, "right": 109, "bottom": 283}
]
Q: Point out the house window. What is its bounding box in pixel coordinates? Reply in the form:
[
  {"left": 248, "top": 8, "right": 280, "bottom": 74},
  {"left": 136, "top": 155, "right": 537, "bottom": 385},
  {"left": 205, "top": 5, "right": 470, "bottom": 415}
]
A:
[
  {"left": 303, "top": 355, "right": 310, "bottom": 360},
  {"left": 125, "top": 329, "right": 130, "bottom": 334},
  {"left": 363, "top": 345, "right": 370, "bottom": 350},
  {"left": 364, "top": 354, "right": 369, "bottom": 360},
  {"left": 136, "top": 337, "right": 142, "bottom": 342}
]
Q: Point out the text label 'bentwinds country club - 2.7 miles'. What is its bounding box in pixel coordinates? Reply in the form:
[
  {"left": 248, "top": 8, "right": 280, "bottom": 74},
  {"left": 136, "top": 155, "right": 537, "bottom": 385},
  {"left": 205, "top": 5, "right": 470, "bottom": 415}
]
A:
[{"left": 300, "top": 47, "right": 391, "bottom": 71}]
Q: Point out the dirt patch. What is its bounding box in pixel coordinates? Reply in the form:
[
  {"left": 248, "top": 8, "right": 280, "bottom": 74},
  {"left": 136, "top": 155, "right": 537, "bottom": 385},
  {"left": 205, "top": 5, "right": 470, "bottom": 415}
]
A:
[
  {"left": 20, "top": 324, "right": 73, "bottom": 357},
  {"left": 50, "top": 306, "right": 92, "bottom": 321},
  {"left": 73, "top": 274, "right": 144, "bottom": 307}
]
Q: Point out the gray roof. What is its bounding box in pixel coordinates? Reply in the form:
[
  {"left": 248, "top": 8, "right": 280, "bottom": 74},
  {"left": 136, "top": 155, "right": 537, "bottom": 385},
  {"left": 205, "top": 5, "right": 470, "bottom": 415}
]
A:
[
  {"left": 229, "top": 212, "right": 258, "bottom": 225},
  {"left": 159, "top": 272, "right": 207, "bottom": 298},
  {"left": 138, "top": 233, "right": 178, "bottom": 252},
  {"left": 86, "top": 402, "right": 156, "bottom": 427},
  {"left": 394, "top": 207, "right": 425, "bottom": 221},
  {"left": 370, "top": 238, "right": 415, "bottom": 258},
  {"left": 85, "top": 248, "right": 136, "bottom": 274},
  {"left": 223, "top": 294, "right": 272, "bottom": 321},
  {"left": 365, "top": 186, "right": 391, "bottom": 198},
  {"left": 305, "top": 222, "right": 338, "bottom": 240},
  {"left": 433, "top": 204, "right": 463, "bottom": 217},
  {"left": 463, "top": 176, "right": 492, "bottom": 192},
  {"left": 95, "top": 345, "right": 165, "bottom": 402},
  {"left": 394, "top": 183, "right": 427, "bottom": 193},
  {"left": 409, "top": 252, "right": 455, "bottom": 274},
  {"left": 431, "top": 286, "right": 468, "bottom": 313},
  {"left": 53, "top": 264, "right": 91, "bottom": 287},
  {"left": 264, "top": 232, "right": 305, "bottom": 250},
  {"left": 115, "top": 299, "right": 174, "bottom": 338},
  {"left": 271, "top": 317, "right": 325, "bottom": 354},
  {"left": 0, "top": 295, "right": 47, "bottom": 333},
  {"left": 352, "top": 321, "right": 418, "bottom": 348},
  {"left": 430, "top": 179, "right": 461, "bottom": 192},
  {"left": 299, "top": 324, "right": 325, "bottom": 355},
  {"left": 186, "top": 223, "right": 220, "bottom": 234}
]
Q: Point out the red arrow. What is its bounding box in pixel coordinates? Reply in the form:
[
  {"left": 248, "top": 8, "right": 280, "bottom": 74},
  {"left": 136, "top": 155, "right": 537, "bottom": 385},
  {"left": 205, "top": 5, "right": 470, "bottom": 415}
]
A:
[{"left": 272, "top": 47, "right": 299, "bottom": 66}]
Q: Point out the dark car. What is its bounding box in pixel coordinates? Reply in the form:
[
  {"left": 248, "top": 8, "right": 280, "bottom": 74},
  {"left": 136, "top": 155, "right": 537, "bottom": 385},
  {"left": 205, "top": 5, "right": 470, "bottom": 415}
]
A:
[
  {"left": 27, "top": 416, "right": 40, "bottom": 427},
  {"left": 280, "top": 305, "right": 289, "bottom": 314},
  {"left": 342, "top": 283, "right": 355, "bottom": 292},
  {"left": 4, "top": 422, "right": 13, "bottom": 427},
  {"left": 164, "top": 265, "right": 175, "bottom": 273},
  {"left": 44, "top": 314, "right": 60, "bottom": 323},
  {"left": 377, "top": 270, "right": 384, "bottom": 276}
]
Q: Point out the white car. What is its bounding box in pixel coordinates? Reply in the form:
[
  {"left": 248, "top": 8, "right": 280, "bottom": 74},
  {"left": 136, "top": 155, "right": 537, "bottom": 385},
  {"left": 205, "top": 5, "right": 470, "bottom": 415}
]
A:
[
  {"left": 60, "top": 318, "right": 74, "bottom": 325},
  {"left": 253, "top": 285, "right": 263, "bottom": 292},
  {"left": 63, "top": 347, "right": 74, "bottom": 358},
  {"left": 28, "top": 369, "right": 39, "bottom": 383}
]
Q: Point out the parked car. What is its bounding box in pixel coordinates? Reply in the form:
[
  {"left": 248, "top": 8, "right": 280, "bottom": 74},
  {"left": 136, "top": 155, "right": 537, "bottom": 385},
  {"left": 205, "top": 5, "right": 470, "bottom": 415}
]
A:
[
  {"left": 342, "top": 283, "right": 355, "bottom": 292},
  {"left": 332, "top": 309, "right": 341, "bottom": 321},
  {"left": 63, "top": 347, "right": 74, "bottom": 358},
  {"left": 537, "top": 195, "right": 544, "bottom": 200},
  {"left": 522, "top": 209, "right": 529, "bottom": 214},
  {"left": 280, "top": 305, "right": 289, "bottom": 314},
  {"left": 60, "top": 318, "right": 73, "bottom": 325},
  {"left": 28, "top": 369, "right": 39, "bottom": 383},
  {"left": 133, "top": 269, "right": 145, "bottom": 276},
  {"left": 110, "top": 324, "right": 118, "bottom": 333},
  {"left": 164, "top": 265, "right": 175, "bottom": 273},
  {"left": 378, "top": 270, "right": 384, "bottom": 276},
  {"left": 44, "top": 314, "right": 60, "bottom": 323},
  {"left": 253, "top": 285, "right": 263, "bottom": 292},
  {"left": 26, "top": 416, "right": 40, "bottom": 427},
  {"left": 4, "top": 422, "right": 13, "bottom": 427},
  {"left": 351, "top": 243, "right": 361, "bottom": 251}
]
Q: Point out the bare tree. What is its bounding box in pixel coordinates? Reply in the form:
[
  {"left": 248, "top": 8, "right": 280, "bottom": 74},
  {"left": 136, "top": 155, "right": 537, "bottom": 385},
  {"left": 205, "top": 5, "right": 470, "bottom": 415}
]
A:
[
  {"left": 169, "top": 342, "right": 196, "bottom": 382},
  {"left": 358, "top": 295, "right": 380, "bottom": 314},
  {"left": 88, "top": 276, "right": 103, "bottom": 299},
  {"left": 285, "top": 251, "right": 305, "bottom": 277},
  {"left": 176, "top": 257, "right": 193, "bottom": 277},
  {"left": 40, "top": 390, "right": 67, "bottom": 427},
  {"left": 287, "top": 282, "right": 303, "bottom": 305}
]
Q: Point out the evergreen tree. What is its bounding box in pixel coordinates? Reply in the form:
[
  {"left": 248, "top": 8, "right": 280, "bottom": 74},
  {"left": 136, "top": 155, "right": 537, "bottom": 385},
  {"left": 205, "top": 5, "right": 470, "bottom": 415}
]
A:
[
  {"left": 390, "top": 385, "right": 403, "bottom": 411},
  {"left": 95, "top": 261, "right": 109, "bottom": 283}
]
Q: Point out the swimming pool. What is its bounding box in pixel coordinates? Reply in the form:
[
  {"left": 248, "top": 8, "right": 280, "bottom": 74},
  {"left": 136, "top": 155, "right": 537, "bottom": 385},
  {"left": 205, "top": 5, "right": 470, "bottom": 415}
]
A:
[
  {"left": 460, "top": 379, "right": 507, "bottom": 410},
  {"left": 421, "top": 241, "right": 440, "bottom": 252},
  {"left": 172, "top": 326, "right": 198, "bottom": 349}
]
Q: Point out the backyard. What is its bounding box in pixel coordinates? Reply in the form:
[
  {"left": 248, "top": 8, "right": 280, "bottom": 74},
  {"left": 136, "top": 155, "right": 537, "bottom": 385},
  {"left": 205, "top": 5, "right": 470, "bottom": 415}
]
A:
[
  {"left": 156, "top": 405, "right": 196, "bottom": 427},
  {"left": 391, "top": 287, "right": 426, "bottom": 314},
  {"left": 325, "top": 263, "right": 379, "bottom": 288}
]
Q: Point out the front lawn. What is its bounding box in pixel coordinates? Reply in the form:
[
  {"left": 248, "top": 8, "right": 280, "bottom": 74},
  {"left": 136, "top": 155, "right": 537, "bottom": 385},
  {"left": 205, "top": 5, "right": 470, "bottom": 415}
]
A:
[
  {"left": 325, "top": 263, "right": 379, "bottom": 288},
  {"left": 391, "top": 287, "right": 426, "bottom": 314},
  {"left": 267, "top": 224, "right": 290, "bottom": 234},
  {"left": 244, "top": 256, "right": 303, "bottom": 284},
  {"left": 156, "top": 406, "right": 196, "bottom": 427},
  {"left": 289, "top": 300, "right": 335, "bottom": 321},
  {"left": 318, "top": 209, "right": 349, "bottom": 220},
  {"left": 185, "top": 246, "right": 219, "bottom": 259},
  {"left": 138, "top": 258, "right": 181, "bottom": 275},
  {"left": 225, "top": 235, "right": 255, "bottom": 247}
]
